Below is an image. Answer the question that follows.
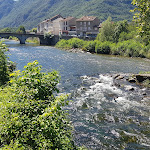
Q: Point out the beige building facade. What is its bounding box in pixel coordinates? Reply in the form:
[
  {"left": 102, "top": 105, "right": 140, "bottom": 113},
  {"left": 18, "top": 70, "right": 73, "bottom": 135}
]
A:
[
  {"left": 37, "top": 14, "right": 64, "bottom": 34},
  {"left": 37, "top": 15, "right": 100, "bottom": 37},
  {"left": 76, "top": 16, "right": 100, "bottom": 37}
]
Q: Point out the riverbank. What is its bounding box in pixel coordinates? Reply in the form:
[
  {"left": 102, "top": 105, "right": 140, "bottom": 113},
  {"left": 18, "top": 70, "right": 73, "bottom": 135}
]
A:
[
  {"left": 55, "top": 38, "right": 150, "bottom": 59},
  {"left": 5, "top": 40, "right": 150, "bottom": 149}
]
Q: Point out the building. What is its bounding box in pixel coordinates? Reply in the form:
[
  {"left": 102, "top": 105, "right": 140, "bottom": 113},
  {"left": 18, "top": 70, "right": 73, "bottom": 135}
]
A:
[
  {"left": 59, "top": 17, "right": 76, "bottom": 36},
  {"left": 76, "top": 16, "right": 100, "bottom": 37},
  {"left": 37, "top": 15, "right": 100, "bottom": 37},
  {"left": 37, "top": 14, "right": 64, "bottom": 34}
]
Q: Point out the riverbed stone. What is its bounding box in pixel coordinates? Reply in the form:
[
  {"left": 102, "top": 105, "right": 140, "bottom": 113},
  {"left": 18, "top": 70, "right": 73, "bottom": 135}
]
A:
[
  {"left": 128, "top": 77, "right": 137, "bottom": 83},
  {"left": 113, "top": 74, "right": 120, "bottom": 79},
  {"left": 135, "top": 74, "right": 150, "bottom": 83},
  {"left": 125, "top": 85, "right": 135, "bottom": 91},
  {"left": 116, "top": 75, "right": 124, "bottom": 80}
]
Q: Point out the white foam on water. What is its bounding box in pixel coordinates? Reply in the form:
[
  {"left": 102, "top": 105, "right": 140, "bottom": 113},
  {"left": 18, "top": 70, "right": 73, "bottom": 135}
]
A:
[
  {"left": 111, "top": 130, "right": 120, "bottom": 138},
  {"left": 9, "top": 48, "right": 20, "bottom": 51},
  {"left": 113, "top": 97, "right": 142, "bottom": 111},
  {"left": 75, "top": 75, "right": 144, "bottom": 111}
]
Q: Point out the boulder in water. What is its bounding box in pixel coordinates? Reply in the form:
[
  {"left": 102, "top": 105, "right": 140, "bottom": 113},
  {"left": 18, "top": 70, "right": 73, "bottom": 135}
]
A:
[{"left": 135, "top": 74, "right": 150, "bottom": 83}]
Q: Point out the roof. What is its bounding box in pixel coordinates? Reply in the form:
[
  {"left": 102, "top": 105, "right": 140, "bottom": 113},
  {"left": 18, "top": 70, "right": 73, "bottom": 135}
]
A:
[
  {"left": 62, "top": 17, "right": 76, "bottom": 22},
  {"left": 41, "top": 14, "right": 63, "bottom": 23},
  {"left": 49, "top": 14, "right": 63, "bottom": 21},
  {"left": 76, "top": 16, "right": 97, "bottom": 22}
]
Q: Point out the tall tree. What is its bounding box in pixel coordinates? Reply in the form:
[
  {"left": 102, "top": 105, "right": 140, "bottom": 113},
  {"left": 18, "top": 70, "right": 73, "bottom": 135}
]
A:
[
  {"left": 131, "top": 0, "right": 150, "bottom": 44},
  {"left": 97, "top": 17, "right": 114, "bottom": 42},
  {"left": 16, "top": 26, "right": 26, "bottom": 34},
  {"left": 114, "top": 20, "right": 129, "bottom": 43}
]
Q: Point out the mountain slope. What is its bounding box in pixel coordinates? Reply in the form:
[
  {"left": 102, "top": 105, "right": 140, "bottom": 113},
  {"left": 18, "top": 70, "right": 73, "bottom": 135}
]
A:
[{"left": 0, "top": 0, "right": 134, "bottom": 29}]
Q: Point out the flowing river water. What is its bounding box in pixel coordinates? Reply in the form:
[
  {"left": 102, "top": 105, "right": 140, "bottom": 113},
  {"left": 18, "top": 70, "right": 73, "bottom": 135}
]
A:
[{"left": 5, "top": 40, "right": 150, "bottom": 149}]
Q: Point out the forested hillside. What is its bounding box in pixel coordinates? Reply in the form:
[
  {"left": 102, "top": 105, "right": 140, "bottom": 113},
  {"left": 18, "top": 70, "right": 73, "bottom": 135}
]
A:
[{"left": 0, "top": 0, "right": 134, "bottom": 29}]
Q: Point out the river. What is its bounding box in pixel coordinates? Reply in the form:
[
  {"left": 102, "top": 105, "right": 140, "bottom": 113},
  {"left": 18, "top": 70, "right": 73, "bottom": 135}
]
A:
[{"left": 5, "top": 40, "right": 150, "bottom": 149}]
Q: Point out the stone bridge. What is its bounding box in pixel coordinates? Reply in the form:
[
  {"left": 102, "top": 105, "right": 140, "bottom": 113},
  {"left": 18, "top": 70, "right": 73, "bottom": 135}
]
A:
[{"left": 0, "top": 32, "right": 59, "bottom": 45}]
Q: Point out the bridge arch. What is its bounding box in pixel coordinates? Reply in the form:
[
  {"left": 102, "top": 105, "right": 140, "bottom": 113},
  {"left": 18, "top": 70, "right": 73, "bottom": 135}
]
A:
[
  {"left": 0, "top": 33, "right": 43, "bottom": 44},
  {"left": 0, "top": 32, "right": 59, "bottom": 45},
  {"left": 25, "top": 37, "right": 40, "bottom": 44}
]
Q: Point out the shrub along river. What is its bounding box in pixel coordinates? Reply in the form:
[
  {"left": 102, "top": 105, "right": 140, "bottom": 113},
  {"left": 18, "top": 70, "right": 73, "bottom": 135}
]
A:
[{"left": 5, "top": 40, "right": 150, "bottom": 149}]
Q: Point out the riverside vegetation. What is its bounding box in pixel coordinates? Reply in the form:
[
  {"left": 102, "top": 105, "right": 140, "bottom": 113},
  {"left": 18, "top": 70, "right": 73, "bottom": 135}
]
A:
[
  {"left": 0, "top": 42, "right": 85, "bottom": 149},
  {"left": 56, "top": 19, "right": 150, "bottom": 59},
  {"left": 0, "top": 0, "right": 149, "bottom": 148}
]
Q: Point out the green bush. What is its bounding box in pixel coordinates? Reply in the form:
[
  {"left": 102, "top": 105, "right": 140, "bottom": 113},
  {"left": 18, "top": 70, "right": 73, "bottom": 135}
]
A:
[
  {"left": 0, "top": 27, "right": 12, "bottom": 33},
  {"left": 83, "top": 40, "right": 97, "bottom": 52},
  {"left": 110, "top": 40, "right": 144, "bottom": 57},
  {"left": 68, "top": 38, "right": 85, "bottom": 49},
  {"left": 0, "top": 61, "right": 80, "bottom": 149},
  {"left": 95, "top": 41, "right": 111, "bottom": 54},
  {"left": 56, "top": 38, "right": 85, "bottom": 50},
  {"left": 56, "top": 39, "right": 71, "bottom": 49}
]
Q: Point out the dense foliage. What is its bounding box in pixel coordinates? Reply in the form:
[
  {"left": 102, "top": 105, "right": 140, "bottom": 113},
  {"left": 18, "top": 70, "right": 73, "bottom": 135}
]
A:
[
  {"left": 0, "top": 60, "right": 83, "bottom": 149},
  {"left": 0, "top": 41, "right": 9, "bottom": 86},
  {"left": 16, "top": 26, "right": 26, "bottom": 34},
  {"left": 131, "top": 0, "right": 150, "bottom": 45},
  {"left": 30, "top": 28, "right": 37, "bottom": 33},
  {"left": 0, "top": 0, "right": 134, "bottom": 29},
  {"left": 56, "top": 19, "right": 150, "bottom": 59}
]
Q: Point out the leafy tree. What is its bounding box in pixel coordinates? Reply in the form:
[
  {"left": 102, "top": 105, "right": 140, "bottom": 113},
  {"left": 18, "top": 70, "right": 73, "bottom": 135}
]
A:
[
  {"left": 31, "top": 28, "right": 37, "bottom": 33},
  {"left": 97, "top": 17, "right": 114, "bottom": 42},
  {"left": 114, "top": 20, "right": 128, "bottom": 42},
  {"left": 0, "top": 41, "right": 9, "bottom": 86},
  {"left": 0, "top": 61, "right": 80, "bottom": 149},
  {"left": 16, "top": 26, "right": 26, "bottom": 34},
  {"left": 131, "top": 0, "right": 150, "bottom": 45},
  {"left": 0, "top": 27, "right": 12, "bottom": 33}
]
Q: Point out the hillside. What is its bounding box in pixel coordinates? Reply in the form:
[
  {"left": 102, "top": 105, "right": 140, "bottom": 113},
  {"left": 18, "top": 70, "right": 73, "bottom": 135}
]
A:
[{"left": 0, "top": 0, "right": 134, "bottom": 29}]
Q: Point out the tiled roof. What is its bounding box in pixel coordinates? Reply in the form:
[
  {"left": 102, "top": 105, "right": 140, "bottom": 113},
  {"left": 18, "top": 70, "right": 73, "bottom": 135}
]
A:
[
  {"left": 62, "top": 17, "right": 76, "bottom": 22},
  {"left": 41, "top": 14, "right": 63, "bottom": 23},
  {"left": 50, "top": 14, "right": 63, "bottom": 21},
  {"left": 76, "top": 16, "right": 97, "bottom": 21}
]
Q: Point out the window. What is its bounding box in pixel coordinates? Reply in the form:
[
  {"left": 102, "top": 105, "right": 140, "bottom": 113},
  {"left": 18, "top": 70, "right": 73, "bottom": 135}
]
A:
[
  {"left": 80, "top": 27, "right": 82, "bottom": 30},
  {"left": 94, "top": 27, "right": 98, "bottom": 30},
  {"left": 64, "top": 22, "right": 65, "bottom": 25},
  {"left": 66, "top": 21, "right": 67, "bottom": 25},
  {"left": 64, "top": 27, "right": 65, "bottom": 30},
  {"left": 66, "top": 27, "right": 68, "bottom": 30},
  {"left": 80, "top": 22, "right": 82, "bottom": 25},
  {"left": 83, "top": 27, "right": 87, "bottom": 31},
  {"left": 88, "top": 27, "right": 91, "bottom": 30},
  {"left": 84, "top": 22, "right": 86, "bottom": 26},
  {"left": 88, "top": 22, "right": 90, "bottom": 25}
]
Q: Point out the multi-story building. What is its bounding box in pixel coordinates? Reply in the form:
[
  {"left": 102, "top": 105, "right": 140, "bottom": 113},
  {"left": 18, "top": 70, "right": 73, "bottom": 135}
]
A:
[
  {"left": 59, "top": 17, "right": 76, "bottom": 35},
  {"left": 37, "top": 15, "right": 100, "bottom": 37},
  {"left": 37, "top": 14, "right": 64, "bottom": 34},
  {"left": 76, "top": 16, "right": 100, "bottom": 37}
]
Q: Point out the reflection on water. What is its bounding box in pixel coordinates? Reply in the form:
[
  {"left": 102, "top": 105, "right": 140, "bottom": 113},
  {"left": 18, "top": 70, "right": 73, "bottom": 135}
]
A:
[{"left": 5, "top": 40, "right": 150, "bottom": 149}]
